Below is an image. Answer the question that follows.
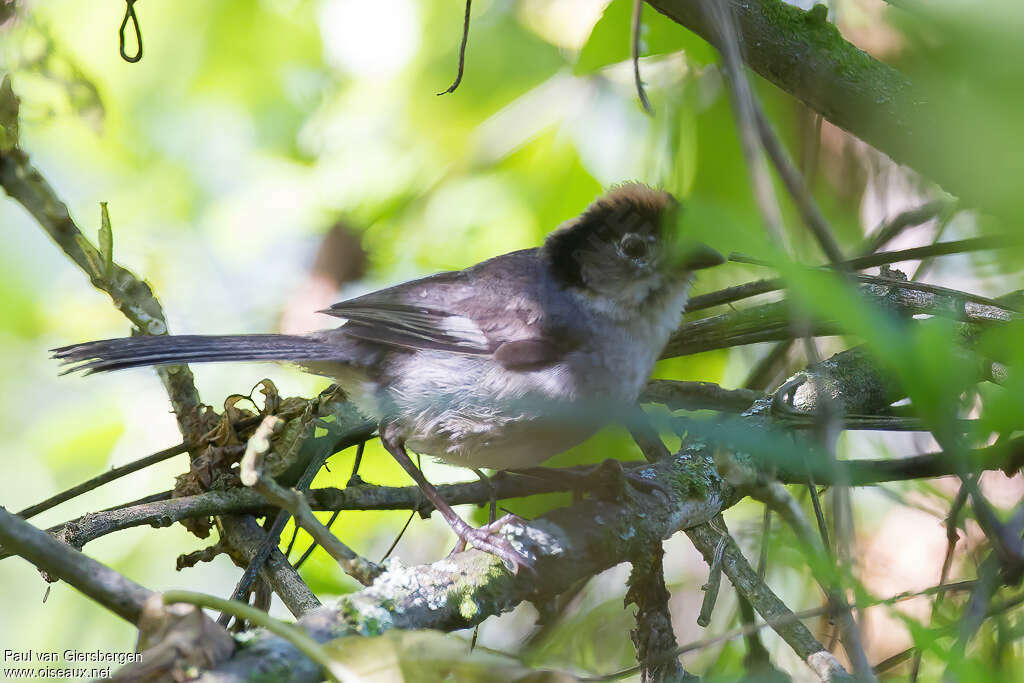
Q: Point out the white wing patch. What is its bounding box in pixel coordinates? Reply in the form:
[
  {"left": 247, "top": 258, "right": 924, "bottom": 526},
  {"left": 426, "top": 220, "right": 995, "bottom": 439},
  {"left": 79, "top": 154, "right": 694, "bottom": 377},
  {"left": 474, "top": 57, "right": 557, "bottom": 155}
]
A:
[{"left": 439, "top": 315, "right": 489, "bottom": 347}]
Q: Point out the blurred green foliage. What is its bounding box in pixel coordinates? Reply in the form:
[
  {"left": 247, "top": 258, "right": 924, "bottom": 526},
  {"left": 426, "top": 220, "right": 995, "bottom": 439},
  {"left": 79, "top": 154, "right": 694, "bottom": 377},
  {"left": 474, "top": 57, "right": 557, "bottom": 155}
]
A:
[{"left": 1, "top": 0, "right": 1023, "bottom": 680}]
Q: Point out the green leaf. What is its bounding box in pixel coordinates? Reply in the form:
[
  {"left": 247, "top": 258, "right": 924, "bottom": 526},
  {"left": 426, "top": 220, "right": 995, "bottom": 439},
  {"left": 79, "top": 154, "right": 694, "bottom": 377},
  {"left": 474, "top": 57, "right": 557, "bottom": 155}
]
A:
[
  {"left": 99, "top": 202, "right": 113, "bottom": 280},
  {"left": 74, "top": 234, "right": 106, "bottom": 283},
  {"left": 575, "top": 0, "right": 716, "bottom": 75},
  {"left": 0, "top": 73, "right": 18, "bottom": 153}
]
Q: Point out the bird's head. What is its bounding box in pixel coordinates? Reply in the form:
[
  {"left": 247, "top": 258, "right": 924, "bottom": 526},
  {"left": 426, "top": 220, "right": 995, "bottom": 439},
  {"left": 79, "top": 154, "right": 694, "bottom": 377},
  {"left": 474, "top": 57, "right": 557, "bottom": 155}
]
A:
[{"left": 543, "top": 183, "right": 722, "bottom": 313}]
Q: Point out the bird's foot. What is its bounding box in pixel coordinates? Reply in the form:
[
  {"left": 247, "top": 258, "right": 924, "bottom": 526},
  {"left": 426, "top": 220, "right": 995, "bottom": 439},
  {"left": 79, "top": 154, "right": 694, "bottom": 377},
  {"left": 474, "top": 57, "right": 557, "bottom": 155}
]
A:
[{"left": 450, "top": 514, "right": 534, "bottom": 574}]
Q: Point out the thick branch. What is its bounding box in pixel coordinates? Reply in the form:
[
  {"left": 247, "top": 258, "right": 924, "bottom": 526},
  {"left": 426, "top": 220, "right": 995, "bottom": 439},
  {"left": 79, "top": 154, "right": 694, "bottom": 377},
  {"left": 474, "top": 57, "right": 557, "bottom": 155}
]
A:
[
  {"left": 14, "top": 432, "right": 1021, "bottom": 562},
  {"left": 645, "top": 0, "right": 1020, "bottom": 215},
  {"left": 627, "top": 544, "right": 694, "bottom": 682},
  {"left": 216, "top": 515, "right": 321, "bottom": 618}
]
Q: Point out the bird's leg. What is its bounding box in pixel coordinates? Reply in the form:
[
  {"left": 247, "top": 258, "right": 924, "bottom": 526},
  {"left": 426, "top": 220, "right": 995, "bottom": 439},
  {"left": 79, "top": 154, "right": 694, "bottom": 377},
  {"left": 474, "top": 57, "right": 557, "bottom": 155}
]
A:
[
  {"left": 346, "top": 440, "right": 367, "bottom": 487},
  {"left": 379, "top": 427, "right": 533, "bottom": 573},
  {"left": 472, "top": 468, "right": 497, "bottom": 523}
]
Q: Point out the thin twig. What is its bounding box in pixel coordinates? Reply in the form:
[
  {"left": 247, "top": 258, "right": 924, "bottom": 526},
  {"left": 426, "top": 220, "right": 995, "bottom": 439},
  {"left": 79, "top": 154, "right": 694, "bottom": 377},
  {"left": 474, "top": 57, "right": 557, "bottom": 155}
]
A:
[
  {"left": 910, "top": 206, "right": 957, "bottom": 282},
  {"left": 753, "top": 107, "right": 845, "bottom": 264},
  {"left": 910, "top": 480, "right": 970, "bottom": 678},
  {"left": 730, "top": 234, "right": 1021, "bottom": 277},
  {"left": 586, "top": 579, "right": 978, "bottom": 682},
  {"left": 861, "top": 200, "right": 954, "bottom": 254},
  {"left": 294, "top": 510, "right": 341, "bottom": 570},
  {"left": 685, "top": 520, "right": 851, "bottom": 682},
  {"left": 437, "top": 0, "right": 472, "bottom": 95},
  {"left": 689, "top": 236, "right": 1021, "bottom": 313},
  {"left": 748, "top": 478, "right": 875, "bottom": 681},
  {"left": 16, "top": 442, "right": 188, "bottom": 519},
  {"left": 378, "top": 510, "right": 414, "bottom": 564},
  {"left": 240, "top": 416, "right": 380, "bottom": 586},
  {"left": 631, "top": 0, "right": 653, "bottom": 114},
  {"left": 700, "top": 0, "right": 785, "bottom": 247},
  {"left": 744, "top": 340, "right": 794, "bottom": 391},
  {"left": 284, "top": 524, "right": 300, "bottom": 560}
]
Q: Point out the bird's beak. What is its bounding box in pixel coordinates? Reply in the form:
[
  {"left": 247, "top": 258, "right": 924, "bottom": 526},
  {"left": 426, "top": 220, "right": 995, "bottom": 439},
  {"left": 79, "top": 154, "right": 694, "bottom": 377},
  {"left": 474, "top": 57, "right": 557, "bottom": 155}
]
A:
[{"left": 676, "top": 242, "right": 725, "bottom": 271}]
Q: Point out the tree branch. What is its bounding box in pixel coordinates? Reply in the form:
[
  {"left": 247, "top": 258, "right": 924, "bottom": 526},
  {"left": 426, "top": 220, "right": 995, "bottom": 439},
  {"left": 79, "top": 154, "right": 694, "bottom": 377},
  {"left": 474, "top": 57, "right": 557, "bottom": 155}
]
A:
[
  {"left": 686, "top": 236, "right": 1018, "bottom": 314},
  {"left": 742, "top": 479, "right": 875, "bottom": 681},
  {"left": 644, "top": 0, "right": 1019, "bottom": 215},
  {"left": 0, "top": 506, "right": 155, "bottom": 624},
  {"left": 626, "top": 543, "right": 694, "bottom": 682},
  {"left": 0, "top": 146, "right": 201, "bottom": 439},
  {"left": 9, "top": 431, "right": 1020, "bottom": 564},
  {"left": 685, "top": 520, "right": 853, "bottom": 682},
  {"left": 216, "top": 514, "right": 321, "bottom": 618},
  {"left": 197, "top": 444, "right": 731, "bottom": 682},
  {"left": 665, "top": 273, "right": 1010, "bottom": 359},
  {"left": 239, "top": 416, "right": 381, "bottom": 586}
]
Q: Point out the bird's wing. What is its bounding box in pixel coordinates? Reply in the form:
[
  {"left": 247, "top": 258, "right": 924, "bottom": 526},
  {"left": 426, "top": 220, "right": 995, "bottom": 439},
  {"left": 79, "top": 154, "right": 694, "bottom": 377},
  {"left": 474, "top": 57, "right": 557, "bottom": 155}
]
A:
[{"left": 320, "top": 252, "right": 583, "bottom": 369}]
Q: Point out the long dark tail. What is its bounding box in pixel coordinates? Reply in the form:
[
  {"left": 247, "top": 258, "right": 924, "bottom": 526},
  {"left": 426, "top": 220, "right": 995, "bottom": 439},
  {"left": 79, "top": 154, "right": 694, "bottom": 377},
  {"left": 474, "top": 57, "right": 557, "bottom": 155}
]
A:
[{"left": 52, "top": 334, "right": 344, "bottom": 374}]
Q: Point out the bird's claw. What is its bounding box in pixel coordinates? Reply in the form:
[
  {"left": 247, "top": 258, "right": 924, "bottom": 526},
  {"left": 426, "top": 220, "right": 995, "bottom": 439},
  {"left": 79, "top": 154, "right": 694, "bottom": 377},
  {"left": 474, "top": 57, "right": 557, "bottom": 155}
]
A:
[{"left": 450, "top": 514, "right": 535, "bottom": 574}]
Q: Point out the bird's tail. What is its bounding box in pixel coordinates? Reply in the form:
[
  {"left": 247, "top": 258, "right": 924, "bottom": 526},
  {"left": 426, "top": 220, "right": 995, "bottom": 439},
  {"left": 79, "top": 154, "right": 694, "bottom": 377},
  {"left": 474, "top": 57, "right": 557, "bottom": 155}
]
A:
[{"left": 52, "top": 334, "right": 344, "bottom": 374}]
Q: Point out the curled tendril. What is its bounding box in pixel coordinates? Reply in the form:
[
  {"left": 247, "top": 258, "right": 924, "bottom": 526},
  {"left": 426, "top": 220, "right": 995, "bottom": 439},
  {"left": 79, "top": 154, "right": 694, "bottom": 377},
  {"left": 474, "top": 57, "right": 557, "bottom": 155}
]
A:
[{"left": 119, "top": 0, "right": 143, "bottom": 63}]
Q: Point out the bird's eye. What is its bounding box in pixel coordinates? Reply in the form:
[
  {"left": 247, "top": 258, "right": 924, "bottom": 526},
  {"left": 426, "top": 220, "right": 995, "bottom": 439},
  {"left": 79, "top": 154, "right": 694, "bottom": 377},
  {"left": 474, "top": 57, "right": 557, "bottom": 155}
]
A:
[{"left": 619, "top": 233, "right": 648, "bottom": 259}]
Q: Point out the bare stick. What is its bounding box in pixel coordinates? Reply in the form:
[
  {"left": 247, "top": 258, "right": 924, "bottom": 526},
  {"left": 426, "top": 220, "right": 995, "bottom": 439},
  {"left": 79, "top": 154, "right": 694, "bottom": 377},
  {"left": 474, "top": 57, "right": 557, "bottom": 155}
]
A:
[
  {"left": 240, "top": 416, "right": 381, "bottom": 586},
  {"left": 861, "top": 200, "right": 954, "bottom": 254},
  {"left": 437, "top": 0, "right": 472, "bottom": 95},
  {"left": 685, "top": 521, "right": 852, "bottom": 682},
  {"left": 16, "top": 442, "right": 188, "bottom": 519},
  {"left": 753, "top": 107, "right": 845, "bottom": 264},
  {"left": 631, "top": 0, "right": 653, "bottom": 114},
  {"left": 747, "top": 479, "right": 875, "bottom": 681}
]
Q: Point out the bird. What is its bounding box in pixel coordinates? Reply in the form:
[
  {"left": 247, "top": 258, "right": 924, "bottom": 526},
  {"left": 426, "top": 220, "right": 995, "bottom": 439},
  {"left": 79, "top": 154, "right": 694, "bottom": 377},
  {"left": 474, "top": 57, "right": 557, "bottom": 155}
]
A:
[{"left": 53, "top": 183, "right": 723, "bottom": 571}]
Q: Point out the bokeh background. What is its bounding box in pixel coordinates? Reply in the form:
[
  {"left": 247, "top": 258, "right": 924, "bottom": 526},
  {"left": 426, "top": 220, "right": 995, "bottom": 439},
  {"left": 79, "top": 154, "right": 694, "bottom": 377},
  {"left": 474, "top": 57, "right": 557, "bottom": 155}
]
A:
[{"left": 2, "top": 0, "right": 1023, "bottom": 680}]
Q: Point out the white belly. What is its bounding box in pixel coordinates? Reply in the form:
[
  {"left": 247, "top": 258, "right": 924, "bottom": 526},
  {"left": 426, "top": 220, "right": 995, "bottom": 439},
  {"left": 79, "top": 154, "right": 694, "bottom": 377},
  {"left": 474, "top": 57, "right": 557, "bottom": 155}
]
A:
[
  {"left": 386, "top": 330, "right": 660, "bottom": 470},
  {"left": 331, "top": 284, "right": 688, "bottom": 470}
]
